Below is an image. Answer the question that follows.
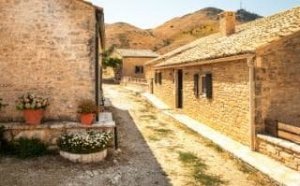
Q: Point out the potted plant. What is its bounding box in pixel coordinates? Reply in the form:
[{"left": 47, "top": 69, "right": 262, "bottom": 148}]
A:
[
  {"left": 57, "top": 131, "right": 112, "bottom": 163},
  {"left": 78, "top": 99, "right": 99, "bottom": 125},
  {"left": 16, "top": 93, "right": 49, "bottom": 125}
]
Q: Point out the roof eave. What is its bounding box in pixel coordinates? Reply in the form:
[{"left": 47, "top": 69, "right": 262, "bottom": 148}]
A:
[{"left": 154, "top": 53, "right": 256, "bottom": 70}]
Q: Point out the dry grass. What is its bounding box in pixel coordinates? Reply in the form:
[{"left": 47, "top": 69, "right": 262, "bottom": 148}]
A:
[{"left": 178, "top": 151, "right": 226, "bottom": 186}]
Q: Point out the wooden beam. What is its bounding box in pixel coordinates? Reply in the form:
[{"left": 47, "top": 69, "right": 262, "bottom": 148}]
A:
[
  {"left": 278, "top": 122, "right": 300, "bottom": 135},
  {"left": 278, "top": 131, "right": 300, "bottom": 144},
  {"left": 154, "top": 54, "right": 255, "bottom": 70}
]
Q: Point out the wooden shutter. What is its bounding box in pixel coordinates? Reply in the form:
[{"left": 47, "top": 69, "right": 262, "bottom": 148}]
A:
[
  {"left": 205, "top": 73, "right": 213, "bottom": 99},
  {"left": 193, "top": 74, "right": 199, "bottom": 98},
  {"left": 159, "top": 72, "right": 162, "bottom": 85}
]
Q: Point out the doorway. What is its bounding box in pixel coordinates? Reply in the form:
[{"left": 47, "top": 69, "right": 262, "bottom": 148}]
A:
[
  {"left": 176, "top": 70, "right": 183, "bottom": 108},
  {"left": 150, "top": 78, "right": 154, "bottom": 94}
]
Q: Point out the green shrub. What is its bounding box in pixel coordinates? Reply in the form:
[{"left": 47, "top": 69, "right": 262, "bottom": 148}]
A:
[
  {"left": 0, "top": 126, "right": 4, "bottom": 141},
  {"left": 77, "top": 99, "right": 99, "bottom": 114},
  {"left": 0, "top": 126, "right": 4, "bottom": 151},
  {"left": 2, "top": 138, "right": 48, "bottom": 159}
]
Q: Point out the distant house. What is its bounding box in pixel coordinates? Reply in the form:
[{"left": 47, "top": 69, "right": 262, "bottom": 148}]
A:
[
  {"left": 0, "top": 0, "right": 105, "bottom": 121},
  {"left": 146, "top": 8, "right": 300, "bottom": 170},
  {"left": 111, "top": 48, "right": 159, "bottom": 81}
]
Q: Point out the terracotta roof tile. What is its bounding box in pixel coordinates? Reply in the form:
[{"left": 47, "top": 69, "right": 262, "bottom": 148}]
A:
[{"left": 155, "top": 7, "right": 300, "bottom": 67}]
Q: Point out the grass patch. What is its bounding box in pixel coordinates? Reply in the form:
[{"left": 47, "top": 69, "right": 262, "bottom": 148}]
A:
[
  {"left": 171, "top": 121, "right": 225, "bottom": 153},
  {"left": 139, "top": 114, "right": 157, "bottom": 120},
  {"left": 178, "top": 152, "right": 199, "bottom": 163},
  {"left": 204, "top": 140, "right": 224, "bottom": 153},
  {"left": 233, "top": 158, "right": 256, "bottom": 174},
  {"left": 178, "top": 151, "right": 226, "bottom": 186},
  {"left": 153, "top": 128, "right": 173, "bottom": 134},
  {"left": 148, "top": 135, "right": 161, "bottom": 142}
]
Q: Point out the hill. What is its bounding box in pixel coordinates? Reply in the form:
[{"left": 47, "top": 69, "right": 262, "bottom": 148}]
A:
[{"left": 106, "top": 8, "right": 262, "bottom": 54}]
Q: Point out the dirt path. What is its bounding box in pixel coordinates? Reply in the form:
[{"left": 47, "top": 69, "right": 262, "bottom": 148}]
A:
[
  {"left": 0, "top": 83, "right": 277, "bottom": 186},
  {"left": 104, "top": 84, "right": 277, "bottom": 186}
]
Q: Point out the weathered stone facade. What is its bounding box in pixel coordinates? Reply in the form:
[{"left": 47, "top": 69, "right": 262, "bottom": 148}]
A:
[
  {"left": 153, "top": 59, "right": 251, "bottom": 145},
  {"left": 149, "top": 32, "right": 300, "bottom": 170},
  {"left": 147, "top": 7, "right": 300, "bottom": 171},
  {"left": 0, "top": 0, "right": 104, "bottom": 121},
  {"left": 255, "top": 32, "right": 300, "bottom": 132}
]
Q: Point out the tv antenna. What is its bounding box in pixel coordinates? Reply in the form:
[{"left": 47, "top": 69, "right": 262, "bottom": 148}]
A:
[{"left": 240, "top": 0, "right": 243, "bottom": 10}]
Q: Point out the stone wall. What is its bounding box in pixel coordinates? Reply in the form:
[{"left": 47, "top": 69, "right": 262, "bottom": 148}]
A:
[
  {"left": 122, "top": 57, "right": 155, "bottom": 79},
  {"left": 153, "top": 60, "right": 251, "bottom": 145},
  {"left": 2, "top": 122, "right": 114, "bottom": 146},
  {"left": 257, "top": 134, "right": 300, "bottom": 171},
  {"left": 0, "top": 0, "right": 99, "bottom": 121},
  {"left": 153, "top": 69, "right": 176, "bottom": 108},
  {"left": 255, "top": 31, "right": 300, "bottom": 132}
]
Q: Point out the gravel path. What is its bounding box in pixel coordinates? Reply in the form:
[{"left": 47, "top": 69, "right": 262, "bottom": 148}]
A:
[{"left": 0, "top": 83, "right": 277, "bottom": 186}]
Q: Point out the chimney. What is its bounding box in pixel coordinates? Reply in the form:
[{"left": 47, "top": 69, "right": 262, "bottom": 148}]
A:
[{"left": 219, "top": 11, "right": 236, "bottom": 36}]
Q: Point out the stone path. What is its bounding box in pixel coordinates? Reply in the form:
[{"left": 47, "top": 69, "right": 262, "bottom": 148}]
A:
[{"left": 104, "top": 84, "right": 278, "bottom": 186}]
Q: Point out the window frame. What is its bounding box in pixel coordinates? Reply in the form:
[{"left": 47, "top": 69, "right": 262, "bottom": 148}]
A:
[
  {"left": 154, "top": 72, "right": 162, "bottom": 85},
  {"left": 199, "top": 73, "right": 213, "bottom": 99},
  {"left": 193, "top": 73, "right": 200, "bottom": 98},
  {"left": 135, "top": 66, "right": 144, "bottom": 74}
]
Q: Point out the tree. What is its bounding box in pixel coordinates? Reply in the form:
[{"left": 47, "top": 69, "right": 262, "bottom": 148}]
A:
[
  {"left": 103, "top": 57, "right": 122, "bottom": 69},
  {"left": 102, "top": 45, "right": 121, "bottom": 69}
]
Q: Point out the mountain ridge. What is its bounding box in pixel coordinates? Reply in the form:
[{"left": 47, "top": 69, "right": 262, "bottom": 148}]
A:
[{"left": 106, "top": 7, "right": 262, "bottom": 54}]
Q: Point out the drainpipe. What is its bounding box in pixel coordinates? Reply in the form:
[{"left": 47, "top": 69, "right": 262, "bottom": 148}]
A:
[
  {"left": 247, "top": 56, "right": 256, "bottom": 151},
  {"left": 95, "top": 10, "right": 101, "bottom": 122}
]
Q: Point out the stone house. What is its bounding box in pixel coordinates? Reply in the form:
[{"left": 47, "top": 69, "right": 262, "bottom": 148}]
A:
[
  {"left": 145, "top": 8, "right": 300, "bottom": 170},
  {"left": 0, "top": 0, "right": 105, "bottom": 121},
  {"left": 111, "top": 48, "right": 159, "bottom": 81}
]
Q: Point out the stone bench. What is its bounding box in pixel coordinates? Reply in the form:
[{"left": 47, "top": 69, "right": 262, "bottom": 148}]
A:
[{"left": 0, "top": 112, "right": 117, "bottom": 148}]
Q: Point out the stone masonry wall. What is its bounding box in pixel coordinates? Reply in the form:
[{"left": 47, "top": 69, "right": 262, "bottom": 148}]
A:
[
  {"left": 153, "top": 69, "right": 176, "bottom": 108},
  {"left": 257, "top": 135, "right": 300, "bottom": 171},
  {"left": 122, "top": 57, "right": 155, "bottom": 79},
  {"left": 0, "top": 0, "right": 98, "bottom": 121},
  {"left": 255, "top": 31, "right": 300, "bottom": 132},
  {"left": 154, "top": 60, "right": 251, "bottom": 145}
]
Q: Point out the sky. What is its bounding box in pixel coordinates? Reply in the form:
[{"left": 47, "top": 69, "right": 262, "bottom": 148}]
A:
[{"left": 92, "top": 0, "right": 300, "bottom": 29}]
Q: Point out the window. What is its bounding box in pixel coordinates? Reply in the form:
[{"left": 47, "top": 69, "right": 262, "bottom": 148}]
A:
[
  {"left": 135, "top": 66, "right": 144, "bottom": 74},
  {"left": 200, "top": 73, "right": 213, "bottom": 99},
  {"left": 193, "top": 74, "right": 199, "bottom": 98},
  {"left": 154, "top": 72, "right": 162, "bottom": 85}
]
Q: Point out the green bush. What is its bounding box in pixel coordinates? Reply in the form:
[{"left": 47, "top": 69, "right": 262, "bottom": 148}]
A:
[
  {"left": 0, "top": 126, "right": 4, "bottom": 141},
  {"left": 13, "top": 138, "right": 48, "bottom": 159},
  {"left": 0, "top": 126, "right": 4, "bottom": 151},
  {"left": 2, "top": 138, "right": 48, "bottom": 159},
  {"left": 77, "top": 99, "right": 99, "bottom": 114}
]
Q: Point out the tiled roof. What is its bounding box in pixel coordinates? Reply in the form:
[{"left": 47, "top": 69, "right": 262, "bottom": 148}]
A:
[
  {"left": 155, "top": 7, "right": 300, "bottom": 68},
  {"left": 116, "top": 49, "right": 159, "bottom": 58}
]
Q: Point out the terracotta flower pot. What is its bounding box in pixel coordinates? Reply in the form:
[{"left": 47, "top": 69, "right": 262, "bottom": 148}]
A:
[
  {"left": 80, "top": 113, "right": 95, "bottom": 125},
  {"left": 23, "top": 109, "right": 45, "bottom": 125}
]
